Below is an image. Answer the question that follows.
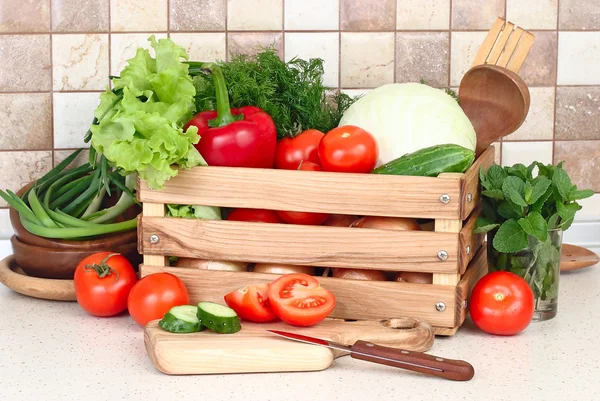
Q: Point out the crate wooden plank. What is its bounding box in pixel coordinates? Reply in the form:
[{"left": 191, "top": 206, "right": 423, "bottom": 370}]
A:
[
  {"left": 140, "top": 217, "right": 460, "bottom": 273},
  {"left": 455, "top": 245, "right": 488, "bottom": 327},
  {"left": 141, "top": 203, "right": 167, "bottom": 267},
  {"left": 138, "top": 167, "right": 463, "bottom": 220},
  {"left": 140, "top": 265, "right": 457, "bottom": 327},
  {"left": 458, "top": 206, "right": 484, "bottom": 274},
  {"left": 461, "top": 145, "right": 495, "bottom": 220},
  {"left": 433, "top": 200, "right": 462, "bottom": 285}
]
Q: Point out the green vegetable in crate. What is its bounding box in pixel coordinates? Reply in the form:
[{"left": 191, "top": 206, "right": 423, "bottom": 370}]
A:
[
  {"left": 371, "top": 144, "right": 475, "bottom": 177},
  {"left": 159, "top": 305, "right": 204, "bottom": 333},
  {"left": 197, "top": 302, "right": 242, "bottom": 334}
]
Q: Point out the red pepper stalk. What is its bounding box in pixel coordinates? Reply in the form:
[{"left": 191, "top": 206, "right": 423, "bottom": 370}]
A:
[{"left": 185, "top": 63, "right": 277, "bottom": 168}]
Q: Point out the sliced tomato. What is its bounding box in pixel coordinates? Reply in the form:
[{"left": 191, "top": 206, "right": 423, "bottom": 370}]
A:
[
  {"left": 267, "top": 273, "right": 336, "bottom": 327},
  {"left": 224, "top": 283, "right": 278, "bottom": 323}
]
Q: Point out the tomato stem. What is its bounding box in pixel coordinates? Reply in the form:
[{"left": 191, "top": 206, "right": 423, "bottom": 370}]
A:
[{"left": 84, "top": 253, "right": 121, "bottom": 281}]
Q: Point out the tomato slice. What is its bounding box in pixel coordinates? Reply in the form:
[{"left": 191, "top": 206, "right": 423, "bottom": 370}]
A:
[
  {"left": 224, "top": 284, "right": 278, "bottom": 323},
  {"left": 267, "top": 273, "right": 336, "bottom": 327}
]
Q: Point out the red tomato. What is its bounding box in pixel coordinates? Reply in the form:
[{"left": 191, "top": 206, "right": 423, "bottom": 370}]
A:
[
  {"left": 268, "top": 273, "right": 336, "bottom": 327},
  {"left": 74, "top": 252, "right": 137, "bottom": 317},
  {"left": 227, "top": 208, "right": 283, "bottom": 223},
  {"left": 127, "top": 273, "right": 190, "bottom": 327},
  {"left": 224, "top": 283, "right": 278, "bottom": 323},
  {"left": 469, "top": 271, "right": 534, "bottom": 336},
  {"left": 318, "top": 125, "right": 378, "bottom": 173},
  {"left": 275, "top": 129, "right": 324, "bottom": 170},
  {"left": 276, "top": 161, "right": 329, "bottom": 225}
]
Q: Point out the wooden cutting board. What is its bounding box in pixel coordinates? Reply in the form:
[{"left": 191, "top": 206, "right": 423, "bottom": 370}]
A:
[
  {"left": 144, "top": 317, "right": 435, "bottom": 375},
  {"left": 561, "top": 244, "right": 600, "bottom": 271}
]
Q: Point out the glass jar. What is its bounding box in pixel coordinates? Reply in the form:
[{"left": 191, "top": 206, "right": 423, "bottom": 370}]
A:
[{"left": 487, "top": 229, "right": 563, "bottom": 321}]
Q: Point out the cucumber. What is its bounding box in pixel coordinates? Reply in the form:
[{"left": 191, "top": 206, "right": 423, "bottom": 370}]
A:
[
  {"left": 371, "top": 144, "right": 475, "bottom": 177},
  {"left": 197, "top": 302, "right": 242, "bottom": 334},
  {"left": 159, "top": 305, "right": 204, "bottom": 333}
]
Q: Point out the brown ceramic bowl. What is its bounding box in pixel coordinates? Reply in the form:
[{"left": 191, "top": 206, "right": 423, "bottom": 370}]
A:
[
  {"left": 10, "top": 181, "right": 140, "bottom": 250},
  {"left": 8, "top": 180, "right": 141, "bottom": 279},
  {"left": 10, "top": 235, "right": 141, "bottom": 279}
]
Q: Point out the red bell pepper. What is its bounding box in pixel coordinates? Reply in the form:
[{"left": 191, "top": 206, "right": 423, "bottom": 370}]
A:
[{"left": 184, "top": 64, "right": 277, "bottom": 168}]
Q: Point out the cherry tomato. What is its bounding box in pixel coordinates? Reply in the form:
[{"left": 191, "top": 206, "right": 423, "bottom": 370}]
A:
[
  {"left": 276, "top": 161, "right": 329, "bottom": 225},
  {"left": 275, "top": 129, "right": 324, "bottom": 170},
  {"left": 469, "top": 271, "right": 534, "bottom": 336},
  {"left": 318, "top": 125, "right": 378, "bottom": 173},
  {"left": 127, "top": 273, "right": 189, "bottom": 327},
  {"left": 224, "top": 283, "right": 278, "bottom": 323},
  {"left": 268, "top": 273, "right": 336, "bottom": 327},
  {"left": 227, "top": 208, "right": 283, "bottom": 223},
  {"left": 74, "top": 252, "right": 137, "bottom": 317}
]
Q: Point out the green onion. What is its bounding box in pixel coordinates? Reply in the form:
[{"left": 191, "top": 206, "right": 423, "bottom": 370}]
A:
[{"left": 20, "top": 216, "right": 137, "bottom": 239}]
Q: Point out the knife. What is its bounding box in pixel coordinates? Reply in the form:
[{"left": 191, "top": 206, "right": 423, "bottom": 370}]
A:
[{"left": 267, "top": 330, "right": 475, "bottom": 381}]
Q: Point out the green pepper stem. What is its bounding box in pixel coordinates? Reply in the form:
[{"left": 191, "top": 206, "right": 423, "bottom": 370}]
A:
[{"left": 201, "top": 63, "right": 243, "bottom": 128}]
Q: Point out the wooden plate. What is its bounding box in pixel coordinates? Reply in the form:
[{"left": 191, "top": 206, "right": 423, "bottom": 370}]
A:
[
  {"left": 561, "top": 244, "right": 600, "bottom": 272},
  {"left": 0, "top": 255, "right": 76, "bottom": 301}
]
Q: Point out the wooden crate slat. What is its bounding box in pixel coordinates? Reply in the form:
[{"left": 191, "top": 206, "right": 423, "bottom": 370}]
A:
[
  {"left": 140, "top": 265, "right": 457, "bottom": 327},
  {"left": 140, "top": 217, "right": 461, "bottom": 273},
  {"left": 454, "top": 245, "right": 488, "bottom": 327},
  {"left": 138, "top": 167, "right": 462, "bottom": 220},
  {"left": 461, "top": 145, "right": 495, "bottom": 220},
  {"left": 141, "top": 202, "right": 167, "bottom": 267},
  {"left": 458, "top": 206, "right": 484, "bottom": 274}
]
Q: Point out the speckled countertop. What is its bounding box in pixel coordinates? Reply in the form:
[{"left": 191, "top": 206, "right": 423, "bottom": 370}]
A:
[{"left": 0, "top": 248, "right": 599, "bottom": 401}]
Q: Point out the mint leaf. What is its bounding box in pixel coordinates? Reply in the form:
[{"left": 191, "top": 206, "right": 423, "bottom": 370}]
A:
[
  {"left": 473, "top": 217, "right": 500, "bottom": 234},
  {"left": 557, "top": 201, "right": 581, "bottom": 230},
  {"left": 569, "top": 188, "right": 594, "bottom": 201},
  {"left": 493, "top": 220, "right": 528, "bottom": 253},
  {"left": 528, "top": 176, "right": 552, "bottom": 205},
  {"left": 526, "top": 162, "right": 537, "bottom": 180},
  {"left": 552, "top": 168, "right": 572, "bottom": 201},
  {"left": 545, "top": 281, "right": 559, "bottom": 300},
  {"left": 486, "top": 164, "right": 506, "bottom": 190},
  {"left": 547, "top": 213, "right": 560, "bottom": 230},
  {"left": 507, "top": 164, "right": 528, "bottom": 181},
  {"left": 524, "top": 182, "right": 533, "bottom": 204},
  {"left": 481, "top": 189, "right": 504, "bottom": 200},
  {"left": 502, "top": 176, "right": 528, "bottom": 207},
  {"left": 498, "top": 201, "right": 522, "bottom": 219},
  {"left": 517, "top": 211, "right": 548, "bottom": 242}
]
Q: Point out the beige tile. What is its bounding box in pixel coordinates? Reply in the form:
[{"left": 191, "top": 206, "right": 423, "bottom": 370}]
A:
[
  {"left": 396, "top": 32, "right": 449, "bottom": 87},
  {"left": 452, "top": 0, "right": 505, "bottom": 30},
  {"left": 0, "top": 94, "right": 52, "bottom": 150},
  {"left": 0, "top": 151, "right": 52, "bottom": 207},
  {"left": 228, "top": 33, "right": 283, "bottom": 59},
  {"left": 558, "top": 32, "right": 600, "bottom": 86},
  {"left": 555, "top": 87, "right": 600, "bottom": 140},
  {"left": 52, "top": 34, "right": 109, "bottom": 91},
  {"left": 505, "top": 87, "right": 555, "bottom": 141},
  {"left": 110, "top": 0, "right": 167, "bottom": 31},
  {"left": 559, "top": 0, "right": 600, "bottom": 30},
  {"left": 341, "top": 0, "right": 395, "bottom": 31},
  {"left": 449, "top": 31, "right": 487, "bottom": 87},
  {"left": 506, "top": 0, "right": 557, "bottom": 30},
  {"left": 519, "top": 31, "right": 557, "bottom": 86},
  {"left": 340, "top": 33, "right": 395, "bottom": 88},
  {"left": 285, "top": 0, "right": 338, "bottom": 30},
  {"left": 52, "top": 0, "right": 109, "bottom": 32},
  {"left": 169, "top": 33, "right": 226, "bottom": 62},
  {"left": 501, "top": 141, "right": 553, "bottom": 167},
  {"left": 397, "top": 0, "right": 450, "bottom": 30},
  {"left": 110, "top": 33, "right": 167, "bottom": 75},
  {"left": 555, "top": 141, "right": 600, "bottom": 191},
  {"left": 54, "top": 149, "right": 90, "bottom": 167},
  {"left": 0, "top": 35, "right": 51, "bottom": 91},
  {"left": 0, "top": 209, "right": 14, "bottom": 239},
  {"left": 285, "top": 33, "right": 339, "bottom": 87},
  {"left": 53, "top": 93, "right": 100, "bottom": 149},
  {"left": 0, "top": 0, "right": 50, "bottom": 32},
  {"left": 227, "top": 0, "right": 283, "bottom": 30},
  {"left": 170, "top": 0, "right": 226, "bottom": 31}
]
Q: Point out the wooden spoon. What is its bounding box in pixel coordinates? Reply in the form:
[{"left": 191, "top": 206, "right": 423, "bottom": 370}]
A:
[{"left": 459, "top": 17, "right": 535, "bottom": 156}]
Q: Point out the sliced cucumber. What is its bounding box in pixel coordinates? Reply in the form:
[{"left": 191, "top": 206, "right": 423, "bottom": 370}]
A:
[
  {"left": 159, "top": 305, "right": 204, "bottom": 333},
  {"left": 197, "top": 302, "right": 242, "bottom": 334}
]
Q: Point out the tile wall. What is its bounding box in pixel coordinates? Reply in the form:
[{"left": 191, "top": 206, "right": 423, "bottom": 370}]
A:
[{"left": 0, "top": 0, "right": 599, "bottom": 232}]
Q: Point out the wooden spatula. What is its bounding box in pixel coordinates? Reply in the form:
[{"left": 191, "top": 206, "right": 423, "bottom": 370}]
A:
[{"left": 459, "top": 18, "right": 535, "bottom": 156}]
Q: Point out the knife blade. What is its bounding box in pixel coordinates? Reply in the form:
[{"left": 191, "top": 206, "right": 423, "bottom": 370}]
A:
[{"left": 267, "top": 330, "right": 474, "bottom": 381}]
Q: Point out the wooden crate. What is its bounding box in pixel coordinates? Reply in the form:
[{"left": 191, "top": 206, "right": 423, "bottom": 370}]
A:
[{"left": 137, "top": 146, "right": 495, "bottom": 336}]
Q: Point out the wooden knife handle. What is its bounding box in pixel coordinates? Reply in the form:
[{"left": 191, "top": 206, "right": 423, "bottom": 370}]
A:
[{"left": 350, "top": 340, "right": 474, "bottom": 381}]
